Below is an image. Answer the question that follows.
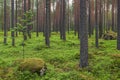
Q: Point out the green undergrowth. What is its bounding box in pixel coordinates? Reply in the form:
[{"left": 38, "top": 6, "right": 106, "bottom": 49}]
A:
[{"left": 0, "top": 32, "right": 120, "bottom": 80}]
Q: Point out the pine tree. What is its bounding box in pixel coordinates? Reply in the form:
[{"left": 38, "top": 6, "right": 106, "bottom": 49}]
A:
[
  {"left": 117, "top": 0, "right": 120, "bottom": 50},
  {"left": 4, "top": 0, "right": 7, "bottom": 44},
  {"left": 80, "top": 0, "right": 88, "bottom": 68},
  {"left": 95, "top": 0, "right": 99, "bottom": 48},
  {"left": 45, "top": 0, "right": 50, "bottom": 47},
  {"left": 11, "top": 0, "right": 15, "bottom": 46}
]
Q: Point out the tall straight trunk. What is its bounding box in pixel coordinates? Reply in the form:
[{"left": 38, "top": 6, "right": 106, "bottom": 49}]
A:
[
  {"left": 51, "top": 0, "right": 54, "bottom": 31},
  {"left": 99, "top": 0, "right": 103, "bottom": 38},
  {"left": 91, "top": 0, "right": 95, "bottom": 35},
  {"left": 80, "top": 0, "right": 88, "bottom": 68},
  {"left": 55, "top": 1, "right": 60, "bottom": 32},
  {"left": 74, "top": 0, "right": 77, "bottom": 36},
  {"left": 117, "top": 0, "right": 120, "bottom": 50},
  {"left": 59, "top": 0, "right": 66, "bottom": 40},
  {"left": 27, "top": 0, "right": 31, "bottom": 10},
  {"left": 67, "top": 0, "right": 70, "bottom": 33},
  {"left": 95, "top": 0, "right": 99, "bottom": 48},
  {"left": 43, "top": 0, "right": 46, "bottom": 36},
  {"left": 106, "top": 0, "right": 109, "bottom": 31},
  {"left": 11, "top": 0, "right": 15, "bottom": 46},
  {"left": 70, "top": 1, "right": 73, "bottom": 31},
  {"left": 88, "top": 0, "right": 91, "bottom": 37},
  {"left": 15, "top": 0, "right": 18, "bottom": 37},
  {"left": 4, "top": 0, "right": 7, "bottom": 44},
  {"left": 36, "top": 0, "right": 39, "bottom": 37},
  {"left": 103, "top": 0, "right": 106, "bottom": 33},
  {"left": 60, "top": 0, "right": 63, "bottom": 39},
  {"left": 74, "top": 0, "right": 80, "bottom": 38},
  {"left": 61, "top": 0, "right": 66, "bottom": 40},
  {"left": 23, "top": 0, "right": 27, "bottom": 40},
  {"left": 45, "top": 0, "right": 50, "bottom": 47},
  {"left": 49, "top": 1, "right": 51, "bottom": 37},
  {"left": 114, "top": 0, "right": 117, "bottom": 32},
  {"left": 77, "top": 0, "right": 80, "bottom": 39},
  {"left": 112, "top": 0, "right": 115, "bottom": 31}
]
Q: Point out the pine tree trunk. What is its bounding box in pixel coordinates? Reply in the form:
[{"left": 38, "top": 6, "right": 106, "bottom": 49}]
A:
[
  {"left": 61, "top": 0, "right": 66, "bottom": 40},
  {"left": 80, "top": 0, "right": 88, "bottom": 68},
  {"left": 36, "top": 0, "right": 39, "bottom": 37},
  {"left": 95, "top": 0, "right": 99, "bottom": 48},
  {"left": 15, "top": 0, "right": 18, "bottom": 37},
  {"left": 4, "top": 0, "right": 7, "bottom": 44},
  {"left": 88, "top": 0, "right": 91, "bottom": 37},
  {"left": 99, "top": 0, "right": 103, "bottom": 38},
  {"left": 45, "top": 0, "right": 50, "bottom": 47},
  {"left": 11, "top": 0, "right": 15, "bottom": 46},
  {"left": 112, "top": 0, "right": 115, "bottom": 31},
  {"left": 117, "top": 0, "right": 120, "bottom": 50}
]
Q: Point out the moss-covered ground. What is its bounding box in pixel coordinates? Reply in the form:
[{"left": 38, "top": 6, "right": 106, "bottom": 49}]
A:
[{"left": 0, "top": 32, "right": 120, "bottom": 80}]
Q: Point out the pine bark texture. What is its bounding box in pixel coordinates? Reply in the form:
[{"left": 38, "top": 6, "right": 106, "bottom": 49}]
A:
[{"left": 80, "top": 0, "right": 88, "bottom": 68}]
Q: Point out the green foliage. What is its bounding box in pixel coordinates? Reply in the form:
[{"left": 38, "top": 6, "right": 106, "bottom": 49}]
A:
[
  {"left": 0, "top": 32, "right": 120, "bottom": 80},
  {"left": 15, "top": 71, "right": 36, "bottom": 80},
  {"left": 17, "top": 58, "right": 46, "bottom": 74},
  {"left": 11, "top": 10, "right": 34, "bottom": 59},
  {"left": 14, "top": 10, "right": 34, "bottom": 33}
]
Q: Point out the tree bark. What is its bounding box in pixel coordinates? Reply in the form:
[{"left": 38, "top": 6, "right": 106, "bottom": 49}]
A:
[
  {"left": 45, "top": 0, "right": 50, "bottom": 47},
  {"left": 11, "top": 0, "right": 15, "bottom": 46},
  {"left": 95, "top": 0, "right": 99, "bottom": 48},
  {"left": 4, "top": 0, "right": 7, "bottom": 44},
  {"left": 117, "top": 0, "right": 120, "bottom": 50},
  {"left": 80, "top": 0, "right": 88, "bottom": 68}
]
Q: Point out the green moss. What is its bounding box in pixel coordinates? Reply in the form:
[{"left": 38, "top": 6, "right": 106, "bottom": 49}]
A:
[
  {"left": 0, "top": 67, "right": 14, "bottom": 79},
  {"left": 0, "top": 32, "right": 120, "bottom": 80},
  {"left": 17, "top": 58, "right": 46, "bottom": 74},
  {"left": 102, "top": 31, "right": 117, "bottom": 40}
]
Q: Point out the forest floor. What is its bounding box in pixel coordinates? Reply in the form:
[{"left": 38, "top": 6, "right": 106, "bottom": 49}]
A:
[{"left": 0, "top": 32, "right": 120, "bottom": 80}]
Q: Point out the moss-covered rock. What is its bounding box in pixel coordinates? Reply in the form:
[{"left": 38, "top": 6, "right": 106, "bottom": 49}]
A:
[
  {"left": 102, "top": 31, "right": 117, "bottom": 40},
  {"left": 17, "top": 58, "right": 47, "bottom": 76}
]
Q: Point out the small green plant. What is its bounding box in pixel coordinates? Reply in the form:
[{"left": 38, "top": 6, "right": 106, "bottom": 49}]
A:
[
  {"left": 14, "top": 10, "right": 34, "bottom": 59},
  {"left": 15, "top": 10, "right": 34, "bottom": 40}
]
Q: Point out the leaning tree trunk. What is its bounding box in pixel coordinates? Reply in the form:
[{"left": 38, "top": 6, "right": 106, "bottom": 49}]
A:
[
  {"left": 80, "top": 0, "right": 88, "bottom": 68},
  {"left": 117, "top": 0, "right": 120, "bottom": 50}
]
